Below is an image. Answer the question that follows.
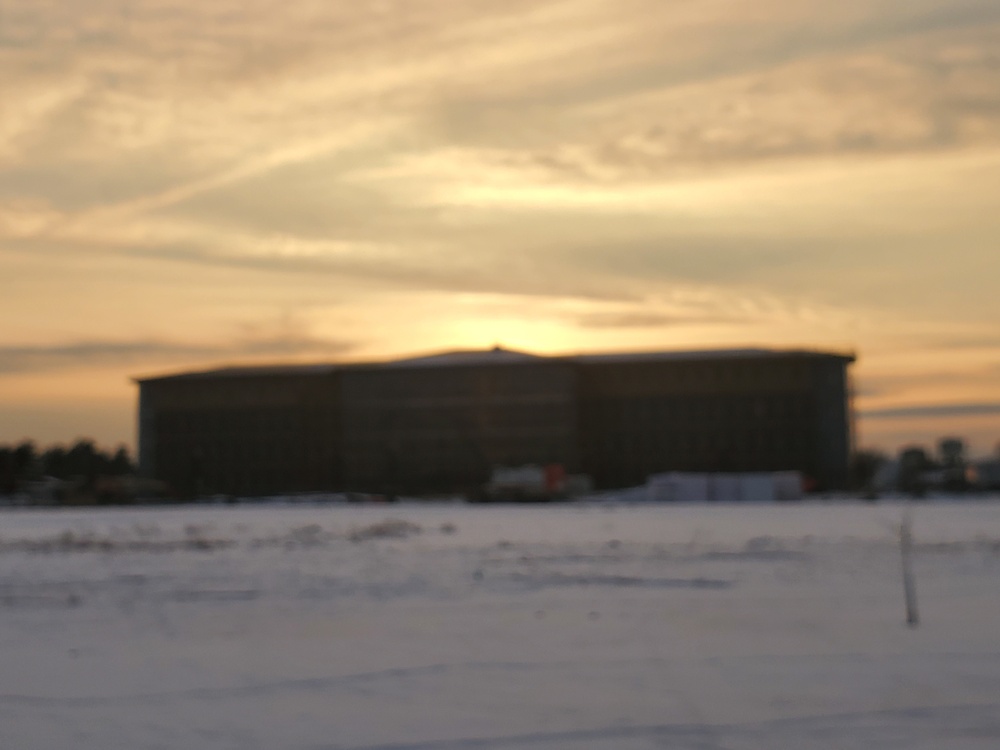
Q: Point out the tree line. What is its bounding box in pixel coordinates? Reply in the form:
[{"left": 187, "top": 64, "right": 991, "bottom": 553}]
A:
[{"left": 0, "top": 440, "right": 135, "bottom": 495}]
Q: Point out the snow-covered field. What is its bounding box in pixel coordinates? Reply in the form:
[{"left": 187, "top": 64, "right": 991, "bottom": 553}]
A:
[{"left": 1, "top": 499, "right": 999, "bottom": 749}]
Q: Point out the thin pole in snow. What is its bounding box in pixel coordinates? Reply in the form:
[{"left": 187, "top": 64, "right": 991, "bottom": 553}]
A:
[{"left": 900, "top": 506, "right": 920, "bottom": 628}]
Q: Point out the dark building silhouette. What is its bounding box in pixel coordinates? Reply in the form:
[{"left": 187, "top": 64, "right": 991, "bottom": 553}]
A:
[{"left": 136, "top": 347, "right": 854, "bottom": 497}]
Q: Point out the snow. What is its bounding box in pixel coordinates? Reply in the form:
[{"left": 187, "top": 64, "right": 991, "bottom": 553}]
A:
[{"left": 1, "top": 499, "right": 999, "bottom": 749}]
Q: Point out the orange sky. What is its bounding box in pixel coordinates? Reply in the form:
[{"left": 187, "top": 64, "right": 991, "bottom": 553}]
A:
[{"left": 2, "top": 0, "right": 999, "bottom": 457}]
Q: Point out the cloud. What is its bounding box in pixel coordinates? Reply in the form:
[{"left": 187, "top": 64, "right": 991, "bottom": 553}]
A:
[
  {"left": 921, "top": 336, "right": 1000, "bottom": 352},
  {"left": 575, "top": 312, "right": 738, "bottom": 330},
  {"left": 0, "top": 334, "right": 356, "bottom": 375},
  {"left": 6, "top": 1, "right": 1000, "bottom": 262},
  {"left": 6, "top": 0, "right": 1000, "bottom": 193},
  {"left": 410, "top": 30, "right": 1000, "bottom": 194},
  {"left": 854, "top": 370, "right": 997, "bottom": 402},
  {"left": 3, "top": 0, "right": 1000, "bottom": 454},
  {"left": 569, "top": 292, "right": 799, "bottom": 330},
  {"left": 862, "top": 402, "right": 1000, "bottom": 419}
]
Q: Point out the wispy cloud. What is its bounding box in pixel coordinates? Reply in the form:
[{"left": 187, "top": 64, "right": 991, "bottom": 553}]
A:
[
  {"left": 0, "top": 335, "right": 355, "bottom": 375},
  {"left": 862, "top": 402, "right": 1000, "bottom": 419},
  {"left": 574, "top": 311, "right": 741, "bottom": 330}
]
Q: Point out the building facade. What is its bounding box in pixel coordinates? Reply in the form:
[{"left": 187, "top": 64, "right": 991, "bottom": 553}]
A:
[{"left": 136, "top": 347, "right": 854, "bottom": 497}]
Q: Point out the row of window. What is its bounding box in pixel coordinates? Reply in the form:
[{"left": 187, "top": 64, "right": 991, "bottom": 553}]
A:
[
  {"left": 343, "top": 406, "right": 574, "bottom": 434},
  {"left": 584, "top": 394, "right": 812, "bottom": 423},
  {"left": 345, "top": 368, "right": 572, "bottom": 401},
  {"left": 155, "top": 393, "right": 819, "bottom": 435},
  {"left": 585, "top": 360, "right": 818, "bottom": 391}
]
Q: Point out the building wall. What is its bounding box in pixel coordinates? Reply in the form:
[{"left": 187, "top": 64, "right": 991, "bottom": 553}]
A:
[
  {"left": 137, "top": 350, "right": 853, "bottom": 497},
  {"left": 577, "top": 354, "right": 850, "bottom": 490},
  {"left": 810, "top": 357, "right": 853, "bottom": 490},
  {"left": 139, "top": 373, "right": 342, "bottom": 497},
  {"left": 340, "top": 362, "right": 578, "bottom": 494}
]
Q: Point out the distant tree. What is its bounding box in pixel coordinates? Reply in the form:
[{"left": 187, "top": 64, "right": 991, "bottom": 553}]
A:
[
  {"left": 938, "top": 437, "right": 966, "bottom": 469},
  {"left": 13, "top": 441, "right": 39, "bottom": 479},
  {"left": 0, "top": 442, "right": 42, "bottom": 493},
  {"left": 41, "top": 445, "right": 68, "bottom": 478},
  {"left": 0, "top": 446, "right": 14, "bottom": 494},
  {"left": 65, "top": 439, "right": 100, "bottom": 482},
  {"left": 1, "top": 440, "right": 136, "bottom": 502},
  {"left": 110, "top": 446, "right": 134, "bottom": 475},
  {"left": 35, "top": 442, "right": 132, "bottom": 481},
  {"left": 936, "top": 437, "right": 969, "bottom": 492},
  {"left": 851, "top": 449, "right": 888, "bottom": 492},
  {"left": 898, "top": 446, "right": 932, "bottom": 497}
]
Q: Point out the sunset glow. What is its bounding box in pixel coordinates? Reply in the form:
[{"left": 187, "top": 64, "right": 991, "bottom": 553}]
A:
[{"left": 2, "top": 0, "right": 999, "bottom": 456}]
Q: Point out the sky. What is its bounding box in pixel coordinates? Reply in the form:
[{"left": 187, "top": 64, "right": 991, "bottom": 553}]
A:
[{"left": 2, "top": 0, "right": 999, "bottom": 458}]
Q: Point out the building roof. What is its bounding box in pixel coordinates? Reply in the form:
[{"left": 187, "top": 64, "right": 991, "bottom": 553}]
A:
[
  {"left": 570, "top": 348, "right": 855, "bottom": 364},
  {"left": 136, "top": 346, "right": 854, "bottom": 383},
  {"left": 382, "top": 346, "right": 544, "bottom": 368},
  {"left": 134, "top": 362, "right": 342, "bottom": 383}
]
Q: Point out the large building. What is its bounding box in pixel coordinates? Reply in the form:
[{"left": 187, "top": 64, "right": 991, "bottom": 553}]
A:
[{"left": 136, "top": 346, "right": 855, "bottom": 497}]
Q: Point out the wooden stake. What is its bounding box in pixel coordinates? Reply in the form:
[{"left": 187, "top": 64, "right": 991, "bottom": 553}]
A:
[{"left": 901, "top": 508, "right": 920, "bottom": 628}]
